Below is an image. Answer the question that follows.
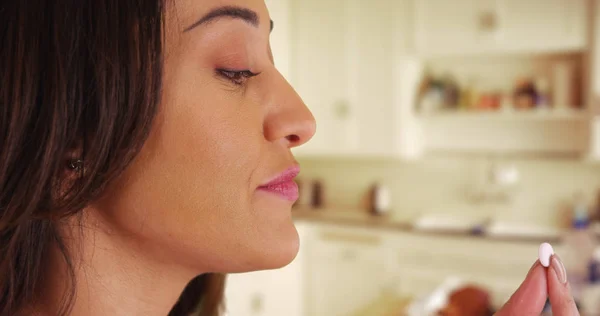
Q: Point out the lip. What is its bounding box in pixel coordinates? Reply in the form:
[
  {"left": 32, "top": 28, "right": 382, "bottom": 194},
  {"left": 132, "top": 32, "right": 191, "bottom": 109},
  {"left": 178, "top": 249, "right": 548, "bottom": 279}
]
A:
[{"left": 257, "top": 166, "right": 300, "bottom": 201}]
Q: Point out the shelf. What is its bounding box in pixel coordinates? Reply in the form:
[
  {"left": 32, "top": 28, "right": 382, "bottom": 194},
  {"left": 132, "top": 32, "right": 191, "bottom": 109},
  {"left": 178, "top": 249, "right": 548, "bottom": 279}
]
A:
[
  {"left": 417, "top": 108, "right": 588, "bottom": 123},
  {"left": 416, "top": 108, "right": 589, "bottom": 155}
]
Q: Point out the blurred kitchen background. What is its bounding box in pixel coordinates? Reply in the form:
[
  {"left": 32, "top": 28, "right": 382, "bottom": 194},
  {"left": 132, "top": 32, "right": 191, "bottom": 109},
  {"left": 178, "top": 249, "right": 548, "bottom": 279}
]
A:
[{"left": 226, "top": 0, "right": 600, "bottom": 315}]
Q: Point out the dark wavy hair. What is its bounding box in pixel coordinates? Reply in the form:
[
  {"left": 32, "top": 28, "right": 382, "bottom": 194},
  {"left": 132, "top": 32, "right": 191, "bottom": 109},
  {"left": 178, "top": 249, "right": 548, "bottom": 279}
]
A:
[{"left": 0, "top": 1, "right": 225, "bottom": 315}]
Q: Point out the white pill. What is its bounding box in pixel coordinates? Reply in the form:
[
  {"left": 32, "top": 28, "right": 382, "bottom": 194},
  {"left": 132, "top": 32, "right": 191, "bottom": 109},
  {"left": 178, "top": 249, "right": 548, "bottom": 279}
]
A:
[{"left": 538, "top": 242, "right": 554, "bottom": 267}]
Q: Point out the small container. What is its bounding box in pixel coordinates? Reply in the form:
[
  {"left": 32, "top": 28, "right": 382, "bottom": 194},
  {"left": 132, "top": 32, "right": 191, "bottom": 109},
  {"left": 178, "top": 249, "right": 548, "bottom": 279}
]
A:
[
  {"left": 535, "top": 77, "right": 551, "bottom": 108},
  {"left": 573, "top": 191, "right": 590, "bottom": 229},
  {"left": 369, "top": 182, "right": 391, "bottom": 216},
  {"left": 311, "top": 180, "right": 324, "bottom": 209},
  {"left": 588, "top": 247, "right": 600, "bottom": 283},
  {"left": 583, "top": 247, "right": 600, "bottom": 314}
]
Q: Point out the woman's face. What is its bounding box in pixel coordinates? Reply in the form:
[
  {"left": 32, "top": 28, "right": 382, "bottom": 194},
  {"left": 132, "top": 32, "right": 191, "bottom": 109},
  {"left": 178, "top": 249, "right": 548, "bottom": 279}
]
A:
[{"left": 93, "top": 0, "right": 315, "bottom": 274}]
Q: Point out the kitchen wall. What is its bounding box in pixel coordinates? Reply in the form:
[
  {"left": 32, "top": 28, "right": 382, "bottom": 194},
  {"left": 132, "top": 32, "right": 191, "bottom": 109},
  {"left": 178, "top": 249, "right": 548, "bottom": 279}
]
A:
[{"left": 298, "top": 156, "right": 600, "bottom": 227}]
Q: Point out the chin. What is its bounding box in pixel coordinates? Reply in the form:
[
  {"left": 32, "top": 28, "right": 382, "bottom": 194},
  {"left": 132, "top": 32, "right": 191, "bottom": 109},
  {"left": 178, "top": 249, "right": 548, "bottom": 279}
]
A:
[
  {"left": 264, "top": 231, "right": 300, "bottom": 270},
  {"left": 234, "top": 223, "right": 300, "bottom": 273}
]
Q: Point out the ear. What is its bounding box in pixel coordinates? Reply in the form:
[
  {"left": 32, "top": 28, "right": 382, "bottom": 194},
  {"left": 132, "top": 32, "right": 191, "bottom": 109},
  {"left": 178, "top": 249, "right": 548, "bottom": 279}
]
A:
[
  {"left": 66, "top": 158, "right": 83, "bottom": 172},
  {"left": 63, "top": 140, "right": 84, "bottom": 172},
  {"left": 53, "top": 143, "right": 85, "bottom": 204}
]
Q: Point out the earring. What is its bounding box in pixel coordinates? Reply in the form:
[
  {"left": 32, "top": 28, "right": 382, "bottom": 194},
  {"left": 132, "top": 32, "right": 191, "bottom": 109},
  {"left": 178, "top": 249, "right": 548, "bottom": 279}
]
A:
[{"left": 67, "top": 159, "right": 83, "bottom": 171}]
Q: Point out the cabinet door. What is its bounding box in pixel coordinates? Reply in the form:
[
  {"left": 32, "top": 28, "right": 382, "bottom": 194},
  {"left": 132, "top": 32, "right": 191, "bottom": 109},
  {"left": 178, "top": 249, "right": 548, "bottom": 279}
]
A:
[
  {"left": 307, "top": 226, "right": 386, "bottom": 316},
  {"left": 265, "top": 0, "right": 291, "bottom": 81},
  {"left": 351, "top": 0, "right": 396, "bottom": 156},
  {"left": 415, "top": 0, "right": 588, "bottom": 56},
  {"left": 290, "top": 0, "right": 401, "bottom": 157},
  {"left": 290, "top": 0, "right": 357, "bottom": 156},
  {"left": 225, "top": 273, "right": 270, "bottom": 316},
  {"left": 384, "top": 232, "right": 541, "bottom": 308},
  {"left": 414, "top": 0, "right": 495, "bottom": 56},
  {"left": 497, "top": 0, "right": 587, "bottom": 53}
]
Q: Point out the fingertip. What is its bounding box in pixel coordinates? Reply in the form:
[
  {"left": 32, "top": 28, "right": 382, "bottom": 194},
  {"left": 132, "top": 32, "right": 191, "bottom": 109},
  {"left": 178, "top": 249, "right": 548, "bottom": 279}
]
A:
[
  {"left": 549, "top": 254, "right": 567, "bottom": 285},
  {"left": 547, "top": 254, "right": 579, "bottom": 314},
  {"left": 496, "top": 260, "right": 548, "bottom": 315}
]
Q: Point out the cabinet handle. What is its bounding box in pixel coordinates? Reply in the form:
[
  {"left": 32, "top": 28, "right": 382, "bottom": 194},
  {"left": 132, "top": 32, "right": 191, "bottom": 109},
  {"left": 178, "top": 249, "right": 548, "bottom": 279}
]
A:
[
  {"left": 251, "top": 294, "right": 263, "bottom": 314},
  {"left": 333, "top": 100, "right": 351, "bottom": 119},
  {"left": 319, "top": 231, "right": 381, "bottom": 245},
  {"left": 341, "top": 248, "right": 358, "bottom": 261},
  {"left": 478, "top": 11, "right": 497, "bottom": 32}
]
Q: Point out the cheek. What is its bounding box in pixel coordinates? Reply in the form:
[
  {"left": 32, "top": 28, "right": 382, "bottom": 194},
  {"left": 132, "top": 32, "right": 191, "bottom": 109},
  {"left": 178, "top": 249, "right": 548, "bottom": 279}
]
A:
[
  {"left": 99, "top": 77, "right": 265, "bottom": 234},
  {"left": 154, "top": 75, "right": 266, "bottom": 219}
]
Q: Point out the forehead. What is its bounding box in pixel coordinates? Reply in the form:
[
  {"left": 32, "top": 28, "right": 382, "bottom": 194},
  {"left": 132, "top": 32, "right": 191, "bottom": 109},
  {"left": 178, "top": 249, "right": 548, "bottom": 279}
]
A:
[{"left": 167, "top": 0, "right": 270, "bottom": 31}]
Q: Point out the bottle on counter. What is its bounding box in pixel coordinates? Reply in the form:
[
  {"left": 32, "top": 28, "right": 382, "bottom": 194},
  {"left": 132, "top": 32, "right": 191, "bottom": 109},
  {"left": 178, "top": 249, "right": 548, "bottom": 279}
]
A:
[
  {"left": 460, "top": 77, "right": 479, "bottom": 110},
  {"left": 561, "top": 192, "right": 596, "bottom": 306},
  {"left": 581, "top": 247, "right": 600, "bottom": 314},
  {"left": 311, "top": 180, "right": 324, "bottom": 209},
  {"left": 369, "top": 182, "right": 391, "bottom": 216},
  {"left": 535, "top": 77, "right": 551, "bottom": 109},
  {"left": 572, "top": 191, "right": 590, "bottom": 229}
]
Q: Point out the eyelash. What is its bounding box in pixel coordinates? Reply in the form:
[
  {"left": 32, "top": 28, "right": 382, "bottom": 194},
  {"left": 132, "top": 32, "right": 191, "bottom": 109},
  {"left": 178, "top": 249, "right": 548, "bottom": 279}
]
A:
[{"left": 217, "top": 69, "right": 260, "bottom": 86}]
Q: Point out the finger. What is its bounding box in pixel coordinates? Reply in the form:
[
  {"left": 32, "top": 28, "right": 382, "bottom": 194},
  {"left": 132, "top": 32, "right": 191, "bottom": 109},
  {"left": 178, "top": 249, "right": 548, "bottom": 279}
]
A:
[
  {"left": 495, "top": 260, "right": 548, "bottom": 316},
  {"left": 548, "top": 254, "right": 580, "bottom": 315}
]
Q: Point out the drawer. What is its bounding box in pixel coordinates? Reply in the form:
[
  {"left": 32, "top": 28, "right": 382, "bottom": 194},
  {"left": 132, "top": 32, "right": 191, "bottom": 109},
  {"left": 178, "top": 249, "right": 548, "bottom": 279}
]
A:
[{"left": 310, "top": 225, "right": 385, "bottom": 262}]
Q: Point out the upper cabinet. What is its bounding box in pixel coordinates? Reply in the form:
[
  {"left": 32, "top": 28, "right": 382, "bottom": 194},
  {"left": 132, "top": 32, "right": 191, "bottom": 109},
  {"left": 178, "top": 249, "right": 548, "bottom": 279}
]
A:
[
  {"left": 288, "top": 0, "right": 353, "bottom": 156},
  {"left": 496, "top": 0, "right": 587, "bottom": 53},
  {"left": 414, "top": 0, "right": 589, "bottom": 56},
  {"left": 271, "top": 0, "right": 596, "bottom": 159},
  {"left": 289, "top": 0, "right": 399, "bottom": 158},
  {"left": 266, "top": 0, "right": 292, "bottom": 81},
  {"left": 414, "top": 0, "right": 488, "bottom": 56}
]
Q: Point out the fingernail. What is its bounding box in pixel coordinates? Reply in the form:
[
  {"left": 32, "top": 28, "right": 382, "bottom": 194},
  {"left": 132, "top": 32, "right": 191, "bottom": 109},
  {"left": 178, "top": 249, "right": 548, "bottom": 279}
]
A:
[{"left": 551, "top": 254, "right": 568, "bottom": 285}]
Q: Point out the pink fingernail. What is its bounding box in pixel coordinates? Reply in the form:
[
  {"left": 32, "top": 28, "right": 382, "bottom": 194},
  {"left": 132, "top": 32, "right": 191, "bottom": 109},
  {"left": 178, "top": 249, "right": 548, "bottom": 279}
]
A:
[{"left": 551, "top": 255, "right": 567, "bottom": 285}]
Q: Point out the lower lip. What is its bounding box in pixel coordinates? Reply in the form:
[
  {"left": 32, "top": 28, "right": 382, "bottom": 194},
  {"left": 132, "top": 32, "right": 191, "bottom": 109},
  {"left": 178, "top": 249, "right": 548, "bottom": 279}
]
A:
[{"left": 257, "top": 181, "right": 299, "bottom": 201}]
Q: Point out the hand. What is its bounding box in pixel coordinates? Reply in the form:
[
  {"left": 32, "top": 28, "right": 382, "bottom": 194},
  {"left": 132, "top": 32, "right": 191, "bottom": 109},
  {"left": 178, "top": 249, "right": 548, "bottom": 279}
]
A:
[{"left": 495, "top": 255, "right": 579, "bottom": 316}]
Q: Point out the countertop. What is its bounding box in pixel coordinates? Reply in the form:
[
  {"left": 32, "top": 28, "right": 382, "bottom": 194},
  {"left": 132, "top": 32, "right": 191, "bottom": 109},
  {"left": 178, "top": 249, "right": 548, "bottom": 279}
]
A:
[
  {"left": 352, "top": 294, "right": 411, "bottom": 316},
  {"left": 292, "top": 207, "right": 564, "bottom": 244}
]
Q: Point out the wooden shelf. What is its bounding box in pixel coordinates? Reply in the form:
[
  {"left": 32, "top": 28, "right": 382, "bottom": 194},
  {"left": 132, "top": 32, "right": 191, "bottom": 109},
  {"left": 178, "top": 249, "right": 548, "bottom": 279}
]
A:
[
  {"left": 416, "top": 108, "right": 589, "bottom": 155},
  {"left": 417, "top": 108, "right": 588, "bottom": 122}
]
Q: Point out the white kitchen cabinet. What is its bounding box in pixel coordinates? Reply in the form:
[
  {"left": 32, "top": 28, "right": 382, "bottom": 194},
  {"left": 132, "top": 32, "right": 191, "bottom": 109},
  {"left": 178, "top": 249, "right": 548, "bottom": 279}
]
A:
[
  {"left": 407, "top": 0, "right": 591, "bottom": 157},
  {"left": 383, "top": 232, "right": 542, "bottom": 308},
  {"left": 224, "top": 223, "right": 310, "bottom": 316},
  {"left": 418, "top": 112, "right": 590, "bottom": 155},
  {"left": 224, "top": 272, "right": 270, "bottom": 316},
  {"left": 265, "top": 0, "right": 291, "bottom": 81},
  {"left": 414, "top": 0, "right": 589, "bottom": 56},
  {"left": 414, "top": 0, "right": 492, "bottom": 56},
  {"left": 226, "top": 217, "right": 561, "bottom": 315},
  {"left": 496, "top": 0, "right": 587, "bottom": 54},
  {"left": 305, "top": 224, "right": 387, "bottom": 316},
  {"left": 288, "top": 0, "right": 352, "bottom": 157},
  {"left": 587, "top": 2, "right": 600, "bottom": 162},
  {"left": 289, "top": 0, "right": 398, "bottom": 157}
]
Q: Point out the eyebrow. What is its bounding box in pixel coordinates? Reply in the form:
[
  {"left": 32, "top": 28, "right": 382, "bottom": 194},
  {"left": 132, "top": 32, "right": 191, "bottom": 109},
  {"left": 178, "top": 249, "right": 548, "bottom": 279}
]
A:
[{"left": 184, "top": 6, "right": 273, "bottom": 32}]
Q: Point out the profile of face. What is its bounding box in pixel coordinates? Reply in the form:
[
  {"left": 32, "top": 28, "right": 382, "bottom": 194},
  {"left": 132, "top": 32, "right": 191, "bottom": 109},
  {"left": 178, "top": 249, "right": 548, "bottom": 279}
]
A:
[{"left": 91, "top": 0, "right": 315, "bottom": 275}]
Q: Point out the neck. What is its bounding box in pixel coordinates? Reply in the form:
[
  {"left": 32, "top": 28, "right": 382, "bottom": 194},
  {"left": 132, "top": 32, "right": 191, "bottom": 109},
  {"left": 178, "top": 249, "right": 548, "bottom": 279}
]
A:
[{"left": 35, "top": 213, "right": 198, "bottom": 316}]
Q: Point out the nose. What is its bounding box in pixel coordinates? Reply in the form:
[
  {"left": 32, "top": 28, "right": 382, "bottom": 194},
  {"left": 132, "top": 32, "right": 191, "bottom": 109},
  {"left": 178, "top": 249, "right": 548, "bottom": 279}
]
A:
[{"left": 264, "top": 74, "right": 316, "bottom": 148}]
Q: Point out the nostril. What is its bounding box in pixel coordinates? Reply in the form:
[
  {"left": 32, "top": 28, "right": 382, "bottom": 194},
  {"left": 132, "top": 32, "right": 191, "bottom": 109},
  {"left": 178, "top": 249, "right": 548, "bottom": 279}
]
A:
[{"left": 286, "top": 134, "right": 300, "bottom": 143}]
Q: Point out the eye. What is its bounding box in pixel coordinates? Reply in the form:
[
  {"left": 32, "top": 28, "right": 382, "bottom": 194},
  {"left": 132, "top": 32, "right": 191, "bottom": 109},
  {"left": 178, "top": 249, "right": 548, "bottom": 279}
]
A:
[{"left": 217, "top": 69, "right": 260, "bottom": 85}]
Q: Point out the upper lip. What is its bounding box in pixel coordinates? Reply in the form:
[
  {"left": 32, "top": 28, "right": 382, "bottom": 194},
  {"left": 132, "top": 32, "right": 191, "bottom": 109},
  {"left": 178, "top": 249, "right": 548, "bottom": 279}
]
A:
[{"left": 259, "top": 165, "right": 300, "bottom": 187}]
